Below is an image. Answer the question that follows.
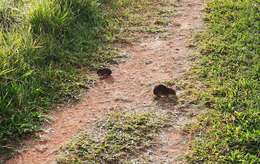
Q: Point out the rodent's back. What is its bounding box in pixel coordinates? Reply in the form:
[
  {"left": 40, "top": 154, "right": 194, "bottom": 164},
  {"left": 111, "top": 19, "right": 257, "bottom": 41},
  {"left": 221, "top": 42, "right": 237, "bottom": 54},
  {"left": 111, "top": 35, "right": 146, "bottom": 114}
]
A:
[
  {"left": 154, "top": 85, "right": 168, "bottom": 95},
  {"left": 97, "top": 68, "right": 112, "bottom": 76},
  {"left": 153, "top": 84, "right": 176, "bottom": 96}
]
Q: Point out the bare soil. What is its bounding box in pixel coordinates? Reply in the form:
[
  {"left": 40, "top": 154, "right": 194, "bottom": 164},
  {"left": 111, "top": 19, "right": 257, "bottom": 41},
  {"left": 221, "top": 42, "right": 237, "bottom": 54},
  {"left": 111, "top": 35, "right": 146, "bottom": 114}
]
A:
[{"left": 6, "top": 0, "right": 204, "bottom": 163}]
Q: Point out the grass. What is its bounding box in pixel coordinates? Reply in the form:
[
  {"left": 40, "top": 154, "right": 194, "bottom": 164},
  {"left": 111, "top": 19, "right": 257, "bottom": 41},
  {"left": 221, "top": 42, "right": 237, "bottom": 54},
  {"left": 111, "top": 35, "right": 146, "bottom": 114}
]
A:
[
  {"left": 187, "top": 0, "right": 260, "bottom": 163},
  {"left": 0, "top": 0, "right": 148, "bottom": 157},
  {"left": 57, "top": 111, "right": 171, "bottom": 163},
  {"left": 113, "top": 0, "right": 175, "bottom": 43}
]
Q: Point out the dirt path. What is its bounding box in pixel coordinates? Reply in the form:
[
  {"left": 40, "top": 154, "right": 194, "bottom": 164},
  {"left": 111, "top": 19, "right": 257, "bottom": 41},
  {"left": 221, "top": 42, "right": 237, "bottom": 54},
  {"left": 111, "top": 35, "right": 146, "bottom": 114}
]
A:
[{"left": 6, "top": 0, "right": 204, "bottom": 163}]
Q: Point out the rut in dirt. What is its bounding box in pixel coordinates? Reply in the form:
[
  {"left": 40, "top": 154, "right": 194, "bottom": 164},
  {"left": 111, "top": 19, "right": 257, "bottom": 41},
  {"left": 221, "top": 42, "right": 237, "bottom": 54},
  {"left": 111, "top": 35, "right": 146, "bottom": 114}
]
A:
[{"left": 6, "top": 0, "right": 204, "bottom": 163}]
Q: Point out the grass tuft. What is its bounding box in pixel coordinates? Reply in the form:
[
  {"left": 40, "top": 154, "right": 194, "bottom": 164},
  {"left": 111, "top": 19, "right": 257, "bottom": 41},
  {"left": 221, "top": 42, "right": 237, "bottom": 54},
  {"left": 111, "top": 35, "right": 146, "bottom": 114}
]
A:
[
  {"left": 57, "top": 111, "right": 171, "bottom": 163},
  {"left": 0, "top": 0, "right": 24, "bottom": 30}
]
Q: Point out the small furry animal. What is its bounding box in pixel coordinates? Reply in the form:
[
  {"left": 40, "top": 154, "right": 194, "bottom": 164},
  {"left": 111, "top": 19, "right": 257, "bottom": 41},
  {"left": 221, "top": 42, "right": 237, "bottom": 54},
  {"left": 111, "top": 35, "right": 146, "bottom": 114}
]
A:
[
  {"left": 153, "top": 84, "right": 176, "bottom": 97},
  {"left": 97, "top": 68, "right": 112, "bottom": 78}
]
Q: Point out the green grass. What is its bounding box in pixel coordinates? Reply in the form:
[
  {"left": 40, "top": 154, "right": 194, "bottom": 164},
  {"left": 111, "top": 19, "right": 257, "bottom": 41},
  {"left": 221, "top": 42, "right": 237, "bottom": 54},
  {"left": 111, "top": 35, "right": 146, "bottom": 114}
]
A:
[
  {"left": 188, "top": 0, "right": 260, "bottom": 163},
  {"left": 0, "top": 0, "right": 146, "bottom": 156},
  {"left": 57, "top": 111, "right": 171, "bottom": 163},
  {"left": 113, "top": 0, "right": 175, "bottom": 43}
]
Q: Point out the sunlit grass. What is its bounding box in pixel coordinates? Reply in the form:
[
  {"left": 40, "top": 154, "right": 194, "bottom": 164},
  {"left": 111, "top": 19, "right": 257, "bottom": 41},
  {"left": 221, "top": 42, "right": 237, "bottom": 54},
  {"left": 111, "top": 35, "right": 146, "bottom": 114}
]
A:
[
  {"left": 0, "top": 0, "right": 144, "bottom": 157},
  {"left": 188, "top": 0, "right": 259, "bottom": 163}
]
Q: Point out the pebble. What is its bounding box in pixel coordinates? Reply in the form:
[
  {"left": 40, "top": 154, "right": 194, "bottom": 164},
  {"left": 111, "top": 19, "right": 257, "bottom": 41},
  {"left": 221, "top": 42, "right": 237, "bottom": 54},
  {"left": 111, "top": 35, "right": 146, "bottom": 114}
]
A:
[
  {"left": 35, "top": 145, "right": 48, "bottom": 153},
  {"left": 145, "top": 61, "right": 153, "bottom": 65}
]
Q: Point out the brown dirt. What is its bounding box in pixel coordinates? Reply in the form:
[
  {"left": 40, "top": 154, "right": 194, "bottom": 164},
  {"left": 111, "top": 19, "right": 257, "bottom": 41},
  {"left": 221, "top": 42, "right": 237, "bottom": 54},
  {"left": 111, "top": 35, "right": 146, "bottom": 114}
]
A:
[{"left": 6, "top": 0, "right": 204, "bottom": 163}]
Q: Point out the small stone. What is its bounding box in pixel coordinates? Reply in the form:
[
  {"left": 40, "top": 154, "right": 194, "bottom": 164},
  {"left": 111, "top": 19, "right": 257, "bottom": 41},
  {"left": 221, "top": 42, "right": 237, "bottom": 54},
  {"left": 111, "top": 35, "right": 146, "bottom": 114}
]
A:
[
  {"left": 189, "top": 112, "right": 198, "bottom": 117},
  {"left": 38, "top": 135, "right": 49, "bottom": 144},
  {"left": 147, "top": 150, "right": 153, "bottom": 155},
  {"left": 109, "top": 60, "right": 119, "bottom": 65},
  {"left": 114, "top": 97, "right": 132, "bottom": 103},
  {"left": 43, "top": 128, "right": 55, "bottom": 134},
  {"left": 172, "top": 22, "right": 181, "bottom": 27},
  {"left": 113, "top": 53, "right": 131, "bottom": 64},
  {"left": 118, "top": 53, "right": 130, "bottom": 59},
  {"left": 187, "top": 44, "right": 196, "bottom": 48},
  {"left": 35, "top": 145, "right": 48, "bottom": 153},
  {"left": 145, "top": 61, "right": 153, "bottom": 65}
]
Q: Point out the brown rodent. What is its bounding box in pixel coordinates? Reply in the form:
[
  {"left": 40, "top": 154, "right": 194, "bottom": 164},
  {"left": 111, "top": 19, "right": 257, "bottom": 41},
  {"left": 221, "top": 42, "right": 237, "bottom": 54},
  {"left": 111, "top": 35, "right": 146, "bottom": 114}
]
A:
[
  {"left": 153, "top": 84, "right": 176, "bottom": 97},
  {"left": 97, "top": 68, "right": 112, "bottom": 79}
]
